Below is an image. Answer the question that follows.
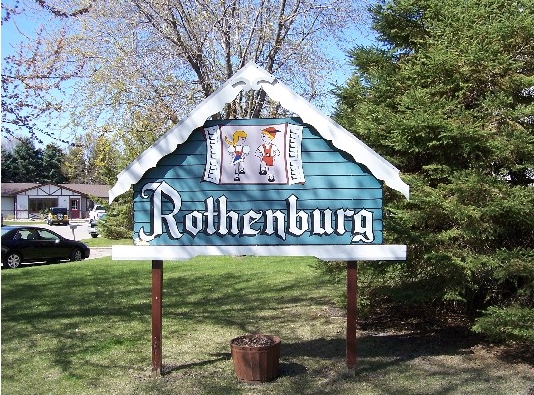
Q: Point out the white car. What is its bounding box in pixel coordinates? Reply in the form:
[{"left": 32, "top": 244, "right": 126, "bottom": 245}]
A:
[
  {"left": 89, "top": 205, "right": 106, "bottom": 221},
  {"left": 88, "top": 205, "right": 106, "bottom": 238}
]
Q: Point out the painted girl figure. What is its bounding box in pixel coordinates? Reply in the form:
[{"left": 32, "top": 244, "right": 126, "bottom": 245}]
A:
[
  {"left": 255, "top": 127, "right": 281, "bottom": 182},
  {"left": 224, "top": 130, "right": 250, "bottom": 181}
]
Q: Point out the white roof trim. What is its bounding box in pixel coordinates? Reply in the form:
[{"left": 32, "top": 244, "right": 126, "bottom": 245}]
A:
[{"left": 109, "top": 62, "right": 409, "bottom": 202}]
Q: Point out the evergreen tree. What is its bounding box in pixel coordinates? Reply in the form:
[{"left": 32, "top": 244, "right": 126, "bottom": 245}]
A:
[
  {"left": 41, "top": 143, "right": 67, "bottom": 183},
  {"left": 1, "top": 140, "right": 67, "bottom": 183},
  {"left": 334, "top": 0, "right": 534, "bottom": 343},
  {"left": 6, "top": 138, "right": 42, "bottom": 183},
  {"left": 97, "top": 190, "right": 134, "bottom": 240},
  {"left": 1, "top": 147, "right": 16, "bottom": 183}
]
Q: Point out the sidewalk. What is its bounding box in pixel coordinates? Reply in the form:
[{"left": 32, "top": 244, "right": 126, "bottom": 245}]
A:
[{"left": 87, "top": 247, "right": 112, "bottom": 259}]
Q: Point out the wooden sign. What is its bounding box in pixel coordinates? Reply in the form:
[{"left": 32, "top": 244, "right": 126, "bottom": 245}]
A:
[
  {"left": 108, "top": 62, "right": 409, "bottom": 375},
  {"left": 118, "top": 116, "right": 405, "bottom": 261},
  {"left": 110, "top": 63, "right": 409, "bottom": 262}
]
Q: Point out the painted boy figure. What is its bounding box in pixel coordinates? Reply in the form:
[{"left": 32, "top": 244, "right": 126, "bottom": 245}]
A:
[
  {"left": 256, "top": 127, "right": 281, "bottom": 182},
  {"left": 225, "top": 130, "right": 250, "bottom": 181}
]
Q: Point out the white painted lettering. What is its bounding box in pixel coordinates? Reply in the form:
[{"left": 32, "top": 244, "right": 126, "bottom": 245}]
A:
[
  {"left": 137, "top": 183, "right": 376, "bottom": 244},
  {"left": 217, "top": 195, "right": 240, "bottom": 236},
  {"left": 242, "top": 210, "right": 263, "bottom": 236},
  {"left": 335, "top": 209, "right": 354, "bottom": 235},
  {"left": 204, "top": 197, "right": 217, "bottom": 235},
  {"left": 139, "top": 181, "right": 182, "bottom": 241},
  {"left": 263, "top": 210, "right": 287, "bottom": 240},
  {"left": 351, "top": 209, "right": 374, "bottom": 242},
  {"left": 185, "top": 211, "right": 203, "bottom": 236},
  {"left": 311, "top": 208, "right": 334, "bottom": 235},
  {"left": 287, "top": 195, "right": 309, "bottom": 237}
]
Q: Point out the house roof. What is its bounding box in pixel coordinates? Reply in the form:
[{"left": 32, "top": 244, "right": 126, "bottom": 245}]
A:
[
  {"left": 61, "top": 184, "right": 110, "bottom": 199},
  {"left": 1, "top": 183, "right": 110, "bottom": 199},
  {"left": 109, "top": 62, "right": 410, "bottom": 202},
  {"left": 1, "top": 183, "right": 40, "bottom": 195}
]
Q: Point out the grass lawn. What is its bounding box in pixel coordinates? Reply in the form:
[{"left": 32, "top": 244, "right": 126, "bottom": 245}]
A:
[
  {"left": 82, "top": 237, "right": 133, "bottom": 247},
  {"left": 2, "top": 256, "right": 533, "bottom": 395}
]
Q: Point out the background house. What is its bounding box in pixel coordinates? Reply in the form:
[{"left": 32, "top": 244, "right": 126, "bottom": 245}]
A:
[{"left": 1, "top": 183, "right": 110, "bottom": 220}]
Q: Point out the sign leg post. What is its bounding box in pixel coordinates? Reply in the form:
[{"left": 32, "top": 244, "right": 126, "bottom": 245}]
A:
[
  {"left": 152, "top": 260, "right": 163, "bottom": 376},
  {"left": 346, "top": 261, "right": 357, "bottom": 374}
]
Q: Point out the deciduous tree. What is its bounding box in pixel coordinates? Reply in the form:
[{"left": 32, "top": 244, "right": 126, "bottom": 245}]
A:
[
  {"left": 61, "top": 136, "right": 89, "bottom": 183},
  {"left": 2, "top": 0, "right": 367, "bottom": 147}
]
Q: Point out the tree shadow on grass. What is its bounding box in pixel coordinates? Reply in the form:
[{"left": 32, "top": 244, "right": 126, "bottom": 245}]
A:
[
  {"left": 281, "top": 326, "right": 481, "bottom": 374},
  {"left": 145, "top": 330, "right": 533, "bottom": 395},
  {"left": 161, "top": 353, "right": 309, "bottom": 378},
  {"left": 279, "top": 361, "right": 308, "bottom": 377},
  {"left": 161, "top": 352, "right": 232, "bottom": 376}
]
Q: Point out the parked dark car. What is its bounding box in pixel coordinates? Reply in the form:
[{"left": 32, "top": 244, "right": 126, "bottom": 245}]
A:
[
  {"left": 47, "top": 207, "right": 70, "bottom": 225},
  {"left": 1, "top": 225, "right": 90, "bottom": 268}
]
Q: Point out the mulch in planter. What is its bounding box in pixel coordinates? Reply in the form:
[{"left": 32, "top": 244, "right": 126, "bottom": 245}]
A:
[{"left": 231, "top": 334, "right": 277, "bottom": 347}]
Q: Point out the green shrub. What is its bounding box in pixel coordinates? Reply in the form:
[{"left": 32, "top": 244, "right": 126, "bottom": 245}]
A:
[
  {"left": 98, "top": 190, "right": 133, "bottom": 240},
  {"left": 473, "top": 306, "right": 534, "bottom": 345}
]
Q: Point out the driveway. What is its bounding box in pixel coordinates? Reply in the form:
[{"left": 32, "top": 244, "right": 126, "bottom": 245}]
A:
[{"left": 41, "top": 220, "right": 91, "bottom": 240}]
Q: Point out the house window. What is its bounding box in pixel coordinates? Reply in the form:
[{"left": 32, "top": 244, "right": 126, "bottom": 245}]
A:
[{"left": 29, "top": 198, "right": 58, "bottom": 212}]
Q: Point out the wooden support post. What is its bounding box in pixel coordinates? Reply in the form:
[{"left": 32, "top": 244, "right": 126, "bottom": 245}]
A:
[
  {"left": 346, "top": 261, "right": 358, "bottom": 373},
  {"left": 151, "top": 260, "right": 163, "bottom": 376}
]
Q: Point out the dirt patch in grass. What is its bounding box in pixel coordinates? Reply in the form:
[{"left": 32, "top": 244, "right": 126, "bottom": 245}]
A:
[{"left": 357, "top": 303, "right": 533, "bottom": 361}]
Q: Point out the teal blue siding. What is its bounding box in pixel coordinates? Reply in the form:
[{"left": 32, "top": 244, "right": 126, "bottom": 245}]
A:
[{"left": 133, "top": 118, "right": 383, "bottom": 246}]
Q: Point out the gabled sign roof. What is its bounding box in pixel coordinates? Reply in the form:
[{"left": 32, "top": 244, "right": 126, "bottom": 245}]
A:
[{"left": 109, "top": 62, "right": 409, "bottom": 202}]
